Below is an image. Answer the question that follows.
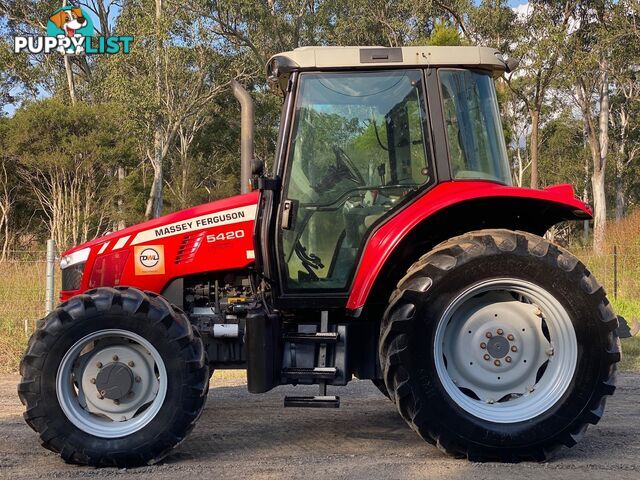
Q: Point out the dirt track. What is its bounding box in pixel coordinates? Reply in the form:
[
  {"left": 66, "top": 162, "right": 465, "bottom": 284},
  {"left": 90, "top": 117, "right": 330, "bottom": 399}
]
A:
[{"left": 1, "top": 373, "right": 638, "bottom": 480}]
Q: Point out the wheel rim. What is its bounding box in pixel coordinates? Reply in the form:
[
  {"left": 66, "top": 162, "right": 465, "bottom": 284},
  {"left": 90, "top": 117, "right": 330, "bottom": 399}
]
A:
[
  {"left": 433, "top": 278, "right": 577, "bottom": 423},
  {"left": 56, "top": 329, "right": 168, "bottom": 438}
]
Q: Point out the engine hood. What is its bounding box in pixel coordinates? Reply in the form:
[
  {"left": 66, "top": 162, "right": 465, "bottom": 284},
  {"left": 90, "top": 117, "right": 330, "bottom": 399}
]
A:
[{"left": 63, "top": 191, "right": 260, "bottom": 256}]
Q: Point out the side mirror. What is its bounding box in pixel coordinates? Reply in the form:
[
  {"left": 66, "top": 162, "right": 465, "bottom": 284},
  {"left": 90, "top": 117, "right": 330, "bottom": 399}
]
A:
[
  {"left": 505, "top": 57, "right": 520, "bottom": 73},
  {"left": 251, "top": 159, "right": 264, "bottom": 176}
]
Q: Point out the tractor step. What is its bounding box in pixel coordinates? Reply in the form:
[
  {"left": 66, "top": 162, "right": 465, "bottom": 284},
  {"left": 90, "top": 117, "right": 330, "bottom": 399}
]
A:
[
  {"left": 284, "top": 395, "right": 340, "bottom": 408},
  {"left": 282, "top": 332, "right": 339, "bottom": 343},
  {"left": 282, "top": 367, "right": 337, "bottom": 380}
]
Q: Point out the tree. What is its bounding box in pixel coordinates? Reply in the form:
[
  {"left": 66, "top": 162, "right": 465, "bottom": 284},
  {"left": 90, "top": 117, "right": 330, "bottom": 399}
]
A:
[
  {"left": 504, "top": 1, "right": 574, "bottom": 189},
  {"left": 608, "top": 4, "right": 640, "bottom": 220},
  {"left": 5, "top": 99, "right": 134, "bottom": 250},
  {"left": 101, "top": 0, "right": 231, "bottom": 219},
  {"left": 565, "top": 1, "right": 616, "bottom": 253}
]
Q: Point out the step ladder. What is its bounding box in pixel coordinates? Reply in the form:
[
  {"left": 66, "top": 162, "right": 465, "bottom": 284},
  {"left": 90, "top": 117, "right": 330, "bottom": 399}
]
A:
[{"left": 283, "top": 311, "right": 340, "bottom": 408}]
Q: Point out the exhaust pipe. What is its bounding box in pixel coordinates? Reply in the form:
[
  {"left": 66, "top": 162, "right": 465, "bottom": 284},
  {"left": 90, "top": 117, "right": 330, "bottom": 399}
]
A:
[{"left": 231, "top": 79, "right": 254, "bottom": 194}]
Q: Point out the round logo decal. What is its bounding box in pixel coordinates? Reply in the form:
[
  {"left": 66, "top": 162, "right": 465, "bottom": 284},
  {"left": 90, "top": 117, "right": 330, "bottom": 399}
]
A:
[{"left": 139, "top": 248, "right": 160, "bottom": 268}]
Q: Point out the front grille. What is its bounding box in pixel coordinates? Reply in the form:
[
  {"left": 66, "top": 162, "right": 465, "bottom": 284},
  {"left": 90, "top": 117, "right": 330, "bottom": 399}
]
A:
[{"left": 62, "top": 262, "right": 85, "bottom": 291}]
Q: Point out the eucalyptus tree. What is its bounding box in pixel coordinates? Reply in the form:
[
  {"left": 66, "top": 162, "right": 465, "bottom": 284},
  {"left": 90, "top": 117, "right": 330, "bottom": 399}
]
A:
[{"left": 503, "top": 1, "right": 575, "bottom": 190}]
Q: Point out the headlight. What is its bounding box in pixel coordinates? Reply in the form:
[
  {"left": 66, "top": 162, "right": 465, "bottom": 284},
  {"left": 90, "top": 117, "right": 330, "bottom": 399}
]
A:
[{"left": 60, "top": 247, "right": 91, "bottom": 269}]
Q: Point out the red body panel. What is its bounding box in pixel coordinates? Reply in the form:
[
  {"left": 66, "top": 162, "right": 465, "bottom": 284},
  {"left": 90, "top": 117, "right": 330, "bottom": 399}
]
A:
[
  {"left": 345, "top": 181, "right": 591, "bottom": 311},
  {"left": 61, "top": 192, "right": 259, "bottom": 302},
  {"left": 62, "top": 181, "right": 589, "bottom": 312}
]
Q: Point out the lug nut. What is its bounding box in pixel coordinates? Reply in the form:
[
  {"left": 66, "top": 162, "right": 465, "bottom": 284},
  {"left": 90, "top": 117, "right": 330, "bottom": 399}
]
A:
[
  {"left": 480, "top": 342, "right": 487, "bottom": 349},
  {"left": 121, "top": 416, "right": 127, "bottom": 421},
  {"left": 546, "top": 347, "right": 554, "bottom": 356},
  {"left": 507, "top": 334, "right": 514, "bottom": 341},
  {"left": 483, "top": 354, "right": 491, "bottom": 361},
  {"left": 487, "top": 399, "right": 495, "bottom": 404},
  {"left": 128, "top": 361, "right": 135, "bottom": 367},
  {"left": 511, "top": 346, "right": 518, "bottom": 352},
  {"left": 90, "top": 378, "right": 96, "bottom": 384},
  {"left": 505, "top": 356, "right": 512, "bottom": 363},
  {"left": 100, "top": 390, "right": 106, "bottom": 396},
  {"left": 112, "top": 355, "right": 119, "bottom": 362},
  {"left": 485, "top": 332, "right": 493, "bottom": 338},
  {"left": 527, "top": 385, "right": 535, "bottom": 393},
  {"left": 497, "top": 328, "right": 504, "bottom": 335},
  {"left": 96, "top": 362, "right": 103, "bottom": 368},
  {"left": 97, "top": 392, "right": 104, "bottom": 400},
  {"left": 135, "top": 376, "right": 141, "bottom": 383},
  {"left": 494, "top": 359, "right": 501, "bottom": 367},
  {"left": 114, "top": 399, "right": 120, "bottom": 405},
  {"left": 534, "top": 307, "right": 542, "bottom": 317}
]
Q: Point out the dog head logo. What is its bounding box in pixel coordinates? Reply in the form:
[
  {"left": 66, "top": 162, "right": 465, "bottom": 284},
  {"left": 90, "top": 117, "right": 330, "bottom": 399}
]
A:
[{"left": 46, "top": 6, "right": 93, "bottom": 52}]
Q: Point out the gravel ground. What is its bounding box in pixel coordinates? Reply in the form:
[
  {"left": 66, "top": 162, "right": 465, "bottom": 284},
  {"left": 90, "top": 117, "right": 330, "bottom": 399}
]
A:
[{"left": 1, "top": 373, "right": 638, "bottom": 480}]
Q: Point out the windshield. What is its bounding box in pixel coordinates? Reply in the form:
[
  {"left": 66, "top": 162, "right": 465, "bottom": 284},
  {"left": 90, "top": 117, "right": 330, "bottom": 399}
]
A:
[
  {"left": 281, "top": 70, "right": 433, "bottom": 291},
  {"left": 439, "top": 69, "right": 512, "bottom": 185}
]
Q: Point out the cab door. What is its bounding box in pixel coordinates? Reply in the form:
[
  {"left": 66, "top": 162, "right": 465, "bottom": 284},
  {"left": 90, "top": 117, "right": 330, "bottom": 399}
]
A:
[{"left": 274, "top": 69, "right": 435, "bottom": 304}]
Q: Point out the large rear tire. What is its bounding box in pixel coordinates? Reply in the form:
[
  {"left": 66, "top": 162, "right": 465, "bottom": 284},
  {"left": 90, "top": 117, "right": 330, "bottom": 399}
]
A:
[
  {"left": 19, "top": 287, "right": 209, "bottom": 467},
  {"left": 379, "top": 230, "right": 620, "bottom": 462}
]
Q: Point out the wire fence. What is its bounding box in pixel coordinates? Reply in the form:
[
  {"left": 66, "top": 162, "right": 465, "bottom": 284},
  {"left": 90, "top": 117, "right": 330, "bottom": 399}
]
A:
[
  {"left": 0, "top": 250, "right": 60, "bottom": 335},
  {"left": 1, "top": 244, "right": 638, "bottom": 326},
  {"left": 0, "top": 242, "right": 638, "bottom": 373},
  {"left": 572, "top": 247, "right": 640, "bottom": 302}
]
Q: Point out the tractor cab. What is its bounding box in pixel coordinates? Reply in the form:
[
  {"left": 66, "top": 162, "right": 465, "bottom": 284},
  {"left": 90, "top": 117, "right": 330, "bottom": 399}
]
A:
[{"left": 257, "top": 46, "right": 514, "bottom": 304}]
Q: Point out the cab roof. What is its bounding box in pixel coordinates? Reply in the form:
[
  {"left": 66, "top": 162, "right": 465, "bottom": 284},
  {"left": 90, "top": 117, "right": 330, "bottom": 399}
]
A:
[{"left": 266, "top": 46, "right": 509, "bottom": 94}]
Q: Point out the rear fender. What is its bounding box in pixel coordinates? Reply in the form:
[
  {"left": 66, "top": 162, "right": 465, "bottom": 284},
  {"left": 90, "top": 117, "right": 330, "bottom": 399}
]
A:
[{"left": 347, "top": 182, "right": 591, "bottom": 314}]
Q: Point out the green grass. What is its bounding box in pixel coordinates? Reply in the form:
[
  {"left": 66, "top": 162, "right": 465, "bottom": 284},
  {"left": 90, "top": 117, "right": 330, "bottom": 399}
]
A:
[
  {"left": 610, "top": 298, "right": 640, "bottom": 372},
  {"left": 0, "top": 259, "right": 55, "bottom": 373}
]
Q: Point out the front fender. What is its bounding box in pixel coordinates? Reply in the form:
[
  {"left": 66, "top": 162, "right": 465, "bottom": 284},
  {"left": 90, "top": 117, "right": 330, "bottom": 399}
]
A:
[{"left": 346, "top": 181, "right": 591, "bottom": 313}]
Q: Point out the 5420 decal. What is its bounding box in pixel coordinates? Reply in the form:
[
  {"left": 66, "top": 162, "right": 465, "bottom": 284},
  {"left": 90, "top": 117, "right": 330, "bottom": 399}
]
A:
[{"left": 206, "top": 230, "right": 245, "bottom": 243}]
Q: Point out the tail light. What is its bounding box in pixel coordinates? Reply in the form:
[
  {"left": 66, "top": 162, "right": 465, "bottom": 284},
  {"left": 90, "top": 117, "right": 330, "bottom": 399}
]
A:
[{"left": 88, "top": 250, "right": 129, "bottom": 288}]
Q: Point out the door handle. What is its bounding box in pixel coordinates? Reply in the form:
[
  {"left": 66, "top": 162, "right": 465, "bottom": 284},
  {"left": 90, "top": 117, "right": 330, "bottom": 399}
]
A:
[{"left": 281, "top": 199, "right": 296, "bottom": 230}]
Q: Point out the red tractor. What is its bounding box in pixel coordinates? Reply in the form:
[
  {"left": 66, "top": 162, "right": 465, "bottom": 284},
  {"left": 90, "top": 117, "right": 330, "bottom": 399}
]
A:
[{"left": 20, "top": 46, "right": 620, "bottom": 466}]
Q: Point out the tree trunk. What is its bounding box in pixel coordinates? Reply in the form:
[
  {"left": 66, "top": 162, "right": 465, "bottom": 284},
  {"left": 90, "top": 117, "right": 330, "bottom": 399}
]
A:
[
  {"left": 529, "top": 109, "right": 540, "bottom": 189},
  {"left": 576, "top": 64, "right": 609, "bottom": 253},
  {"left": 582, "top": 145, "right": 590, "bottom": 246},
  {"left": 591, "top": 168, "right": 607, "bottom": 253},
  {"left": 145, "top": 0, "right": 164, "bottom": 219},
  {"left": 116, "top": 165, "right": 126, "bottom": 230},
  {"left": 615, "top": 152, "right": 625, "bottom": 221},
  {"left": 145, "top": 128, "right": 164, "bottom": 219},
  {"left": 592, "top": 67, "right": 610, "bottom": 253},
  {"left": 64, "top": 56, "right": 76, "bottom": 105},
  {"left": 61, "top": 0, "right": 76, "bottom": 104}
]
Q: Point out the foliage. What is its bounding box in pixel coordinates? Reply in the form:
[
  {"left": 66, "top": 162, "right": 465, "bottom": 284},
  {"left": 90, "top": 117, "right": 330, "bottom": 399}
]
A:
[
  {"left": 4, "top": 99, "right": 135, "bottom": 250},
  {"left": 0, "top": 0, "right": 638, "bottom": 254}
]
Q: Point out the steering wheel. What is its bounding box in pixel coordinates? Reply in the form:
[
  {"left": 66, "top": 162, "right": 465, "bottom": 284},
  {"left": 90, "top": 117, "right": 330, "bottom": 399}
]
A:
[{"left": 332, "top": 145, "right": 366, "bottom": 186}]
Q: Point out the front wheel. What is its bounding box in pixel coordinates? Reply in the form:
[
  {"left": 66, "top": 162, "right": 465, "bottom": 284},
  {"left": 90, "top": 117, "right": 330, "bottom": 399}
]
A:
[
  {"left": 379, "top": 230, "right": 620, "bottom": 462},
  {"left": 19, "top": 287, "right": 209, "bottom": 467}
]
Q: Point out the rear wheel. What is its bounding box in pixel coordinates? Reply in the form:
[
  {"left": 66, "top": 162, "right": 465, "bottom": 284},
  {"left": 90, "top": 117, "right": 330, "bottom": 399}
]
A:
[
  {"left": 19, "top": 287, "right": 209, "bottom": 467},
  {"left": 379, "top": 230, "right": 620, "bottom": 462}
]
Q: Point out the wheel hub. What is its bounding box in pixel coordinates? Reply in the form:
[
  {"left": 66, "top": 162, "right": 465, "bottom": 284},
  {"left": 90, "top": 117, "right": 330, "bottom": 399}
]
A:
[
  {"left": 95, "top": 362, "right": 134, "bottom": 400},
  {"left": 74, "top": 340, "right": 161, "bottom": 423},
  {"left": 486, "top": 335, "right": 509, "bottom": 359}
]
